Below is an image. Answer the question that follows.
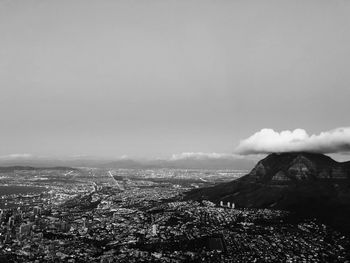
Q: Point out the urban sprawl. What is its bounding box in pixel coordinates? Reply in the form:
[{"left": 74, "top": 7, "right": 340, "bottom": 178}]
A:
[{"left": 0, "top": 168, "right": 349, "bottom": 262}]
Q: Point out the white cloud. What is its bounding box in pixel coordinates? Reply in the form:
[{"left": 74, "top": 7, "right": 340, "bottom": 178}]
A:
[{"left": 235, "top": 127, "right": 350, "bottom": 155}]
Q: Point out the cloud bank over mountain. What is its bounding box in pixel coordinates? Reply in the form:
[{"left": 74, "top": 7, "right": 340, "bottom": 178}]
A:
[{"left": 235, "top": 127, "right": 350, "bottom": 155}]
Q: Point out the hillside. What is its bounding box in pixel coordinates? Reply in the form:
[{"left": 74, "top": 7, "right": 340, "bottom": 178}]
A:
[{"left": 185, "top": 152, "right": 350, "bottom": 211}]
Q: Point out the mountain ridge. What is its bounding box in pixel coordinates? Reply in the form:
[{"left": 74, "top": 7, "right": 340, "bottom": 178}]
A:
[
  {"left": 0, "top": 156, "right": 255, "bottom": 170},
  {"left": 0, "top": 166, "right": 78, "bottom": 172},
  {"left": 185, "top": 152, "right": 350, "bottom": 211}
]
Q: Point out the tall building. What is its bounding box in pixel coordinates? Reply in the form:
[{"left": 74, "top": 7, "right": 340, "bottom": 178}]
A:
[
  {"left": 152, "top": 224, "right": 157, "bottom": 236},
  {"left": 33, "top": 206, "right": 42, "bottom": 216},
  {"left": 8, "top": 216, "right": 14, "bottom": 228},
  {"left": 60, "top": 221, "right": 71, "bottom": 233}
]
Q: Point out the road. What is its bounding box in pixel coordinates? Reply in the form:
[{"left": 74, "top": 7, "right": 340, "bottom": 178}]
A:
[
  {"left": 64, "top": 170, "right": 74, "bottom": 176},
  {"left": 108, "top": 170, "right": 124, "bottom": 190}
]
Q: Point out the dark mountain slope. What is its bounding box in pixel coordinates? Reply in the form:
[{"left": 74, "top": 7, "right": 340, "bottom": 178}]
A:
[{"left": 185, "top": 152, "right": 350, "bottom": 210}]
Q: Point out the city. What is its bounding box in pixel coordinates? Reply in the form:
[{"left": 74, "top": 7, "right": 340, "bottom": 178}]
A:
[{"left": 0, "top": 167, "right": 349, "bottom": 262}]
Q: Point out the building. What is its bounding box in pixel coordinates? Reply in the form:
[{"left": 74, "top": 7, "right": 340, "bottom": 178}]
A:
[
  {"left": 8, "top": 216, "right": 15, "bottom": 227},
  {"left": 19, "top": 223, "right": 32, "bottom": 236},
  {"left": 33, "top": 206, "right": 42, "bottom": 216},
  {"left": 152, "top": 224, "right": 157, "bottom": 236}
]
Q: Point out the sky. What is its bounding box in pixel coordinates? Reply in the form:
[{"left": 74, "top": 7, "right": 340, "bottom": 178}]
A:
[{"left": 1, "top": 0, "right": 350, "bottom": 160}]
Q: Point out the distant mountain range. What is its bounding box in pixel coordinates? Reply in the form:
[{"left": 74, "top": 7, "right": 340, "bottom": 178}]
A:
[
  {"left": 100, "top": 157, "right": 255, "bottom": 170},
  {"left": 0, "top": 155, "right": 255, "bottom": 170},
  {"left": 0, "top": 166, "right": 77, "bottom": 172}
]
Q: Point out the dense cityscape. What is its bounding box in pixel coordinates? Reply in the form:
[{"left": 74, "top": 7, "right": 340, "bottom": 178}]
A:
[{"left": 0, "top": 167, "right": 349, "bottom": 262}]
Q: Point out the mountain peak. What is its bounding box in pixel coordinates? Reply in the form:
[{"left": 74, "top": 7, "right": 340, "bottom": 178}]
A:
[
  {"left": 185, "top": 152, "right": 350, "bottom": 212},
  {"left": 248, "top": 152, "right": 346, "bottom": 183}
]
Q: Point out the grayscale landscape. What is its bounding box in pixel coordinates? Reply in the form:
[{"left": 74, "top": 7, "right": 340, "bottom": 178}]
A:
[{"left": 1, "top": 0, "right": 350, "bottom": 262}]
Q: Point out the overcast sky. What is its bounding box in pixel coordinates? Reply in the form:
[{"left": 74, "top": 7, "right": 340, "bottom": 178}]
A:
[{"left": 1, "top": 0, "right": 349, "bottom": 159}]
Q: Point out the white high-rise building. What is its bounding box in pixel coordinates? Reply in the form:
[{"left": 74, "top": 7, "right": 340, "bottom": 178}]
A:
[
  {"left": 152, "top": 224, "right": 157, "bottom": 236},
  {"left": 227, "top": 202, "right": 231, "bottom": 208}
]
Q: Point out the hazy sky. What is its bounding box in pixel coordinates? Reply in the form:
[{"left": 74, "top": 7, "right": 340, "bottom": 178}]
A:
[{"left": 1, "top": 0, "right": 350, "bottom": 159}]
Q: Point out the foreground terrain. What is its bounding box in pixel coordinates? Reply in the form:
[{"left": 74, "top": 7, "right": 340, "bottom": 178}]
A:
[{"left": 0, "top": 165, "right": 349, "bottom": 262}]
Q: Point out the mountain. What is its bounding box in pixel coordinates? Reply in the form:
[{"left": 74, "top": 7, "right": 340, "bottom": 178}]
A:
[
  {"left": 153, "top": 157, "right": 255, "bottom": 170},
  {"left": 102, "top": 157, "right": 254, "bottom": 170},
  {"left": 0, "top": 156, "right": 255, "bottom": 170},
  {"left": 185, "top": 152, "right": 350, "bottom": 210},
  {"left": 97, "top": 159, "right": 148, "bottom": 169},
  {"left": 0, "top": 156, "right": 111, "bottom": 168},
  {"left": 0, "top": 166, "right": 78, "bottom": 172}
]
